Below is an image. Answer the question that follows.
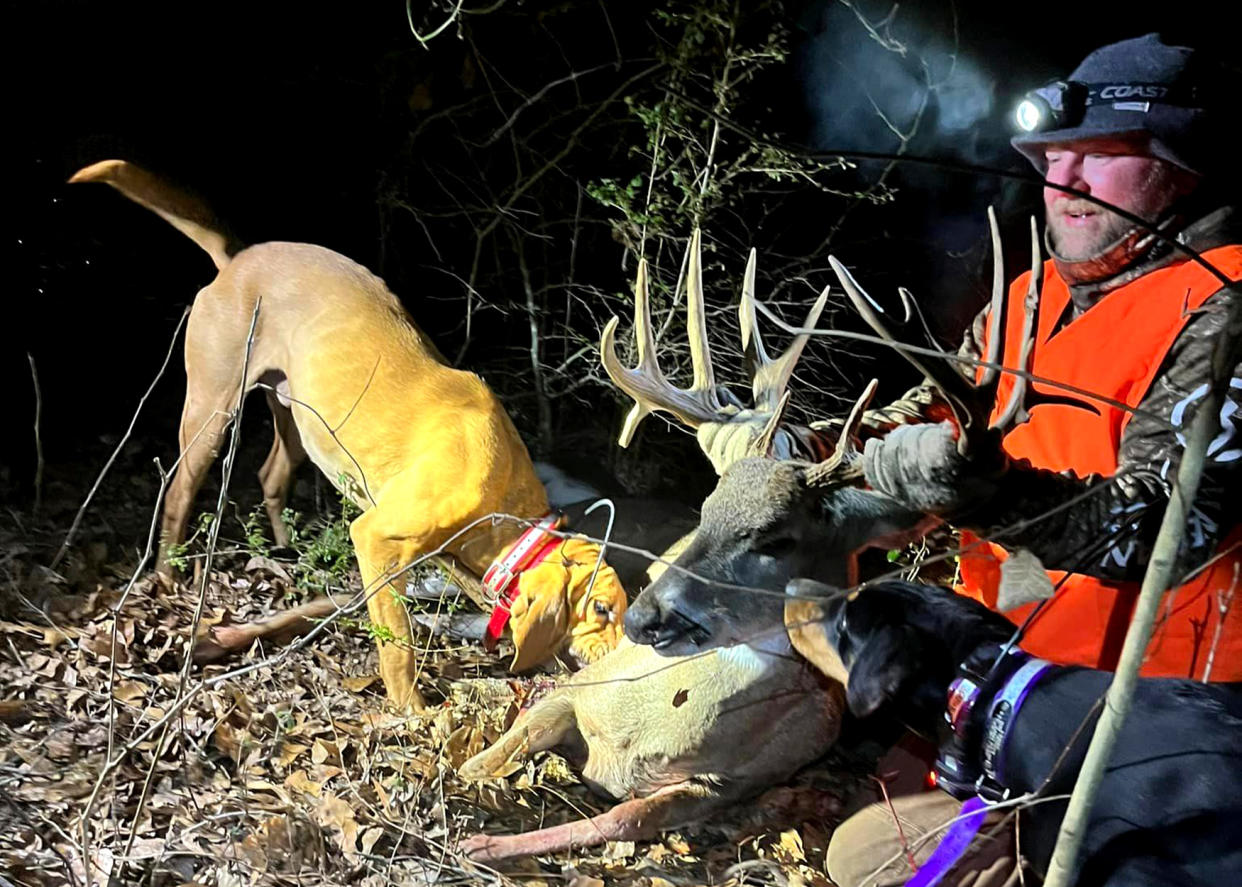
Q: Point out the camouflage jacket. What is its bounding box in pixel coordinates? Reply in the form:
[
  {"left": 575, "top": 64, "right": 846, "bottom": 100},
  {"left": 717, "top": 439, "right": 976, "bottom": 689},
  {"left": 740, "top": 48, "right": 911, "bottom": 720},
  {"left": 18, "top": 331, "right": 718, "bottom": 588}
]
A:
[{"left": 830, "top": 206, "right": 1242, "bottom": 583}]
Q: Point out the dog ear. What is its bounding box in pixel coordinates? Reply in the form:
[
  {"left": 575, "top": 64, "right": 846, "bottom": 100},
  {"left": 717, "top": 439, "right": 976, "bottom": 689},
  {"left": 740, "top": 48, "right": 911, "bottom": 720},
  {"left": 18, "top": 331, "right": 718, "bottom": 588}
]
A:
[
  {"left": 784, "top": 597, "right": 851, "bottom": 685},
  {"left": 845, "top": 624, "right": 923, "bottom": 719},
  {"left": 507, "top": 563, "right": 572, "bottom": 671}
]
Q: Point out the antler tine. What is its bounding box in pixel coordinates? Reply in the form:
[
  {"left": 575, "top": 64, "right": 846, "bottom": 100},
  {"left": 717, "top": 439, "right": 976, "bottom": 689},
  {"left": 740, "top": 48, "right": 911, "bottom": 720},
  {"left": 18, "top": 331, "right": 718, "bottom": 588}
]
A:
[
  {"left": 748, "top": 390, "right": 792, "bottom": 458},
  {"left": 739, "top": 249, "right": 765, "bottom": 365},
  {"left": 992, "top": 215, "right": 1044, "bottom": 432},
  {"left": 977, "top": 205, "right": 1009, "bottom": 390},
  {"left": 804, "top": 378, "right": 878, "bottom": 487},
  {"left": 600, "top": 238, "right": 730, "bottom": 448},
  {"left": 685, "top": 228, "right": 719, "bottom": 398},
  {"left": 828, "top": 255, "right": 979, "bottom": 436},
  {"left": 740, "top": 250, "right": 830, "bottom": 412}
]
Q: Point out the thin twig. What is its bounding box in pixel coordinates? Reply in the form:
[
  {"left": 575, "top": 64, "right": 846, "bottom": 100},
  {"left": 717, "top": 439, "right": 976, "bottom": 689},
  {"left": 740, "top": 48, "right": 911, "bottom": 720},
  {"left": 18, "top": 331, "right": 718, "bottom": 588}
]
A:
[
  {"left": 26, "top": 353, "right": 44, "bottom": 518},
  {"left": 406, "top": 0, "right": 465, "bottom": 46},
  {"left": 51, "top": 308, "right": 189, "bottom": 571},
  {"left": 1043, "top": 282, "right": 1242, "bottom": 884},
  {"left": 1201, "top": 563, "right": 1239, "bottom": 682}
]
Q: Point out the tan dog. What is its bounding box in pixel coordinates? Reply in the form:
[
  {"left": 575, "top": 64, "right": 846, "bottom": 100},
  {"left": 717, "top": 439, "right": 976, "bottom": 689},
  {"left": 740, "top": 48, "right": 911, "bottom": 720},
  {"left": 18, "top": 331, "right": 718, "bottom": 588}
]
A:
[{"left": 70, "top": 159, "right": 627, "bottom": 710}]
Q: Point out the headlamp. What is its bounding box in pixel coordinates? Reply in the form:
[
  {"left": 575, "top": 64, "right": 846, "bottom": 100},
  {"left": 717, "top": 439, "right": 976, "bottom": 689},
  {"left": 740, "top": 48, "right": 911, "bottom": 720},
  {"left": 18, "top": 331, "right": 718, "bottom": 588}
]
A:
[
  {"left": 1013, "top": 80, "right": 1083, "bottom": 133},
  {"left": 1014, "top": 98, "right": 1044, "bottom": 133},
  {"left": 1011, "top": 80, "right": 1199, "bottom": 134}
]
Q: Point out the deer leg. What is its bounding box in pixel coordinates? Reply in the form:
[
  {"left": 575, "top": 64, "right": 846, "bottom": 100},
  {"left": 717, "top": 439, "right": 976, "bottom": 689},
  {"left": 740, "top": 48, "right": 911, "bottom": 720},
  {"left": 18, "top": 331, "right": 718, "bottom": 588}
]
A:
[
  {"left": 461, "top": 781, "right": 724, "bottom": 865},
  {"left": 258, "top": 388, "right": 307, "bottom": 547},
  {"left": 193, "top": 596, "right": 341, "bottom": 663},
  {"left": 459, "top": 693, "right": 578, "bottom": 780}
]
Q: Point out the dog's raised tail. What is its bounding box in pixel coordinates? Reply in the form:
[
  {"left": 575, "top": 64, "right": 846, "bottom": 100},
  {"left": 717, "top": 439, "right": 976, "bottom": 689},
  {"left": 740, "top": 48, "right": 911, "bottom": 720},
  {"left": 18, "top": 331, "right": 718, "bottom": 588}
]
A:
[{"left": 69, "top": 160, "right": 243, "bottom": 271}]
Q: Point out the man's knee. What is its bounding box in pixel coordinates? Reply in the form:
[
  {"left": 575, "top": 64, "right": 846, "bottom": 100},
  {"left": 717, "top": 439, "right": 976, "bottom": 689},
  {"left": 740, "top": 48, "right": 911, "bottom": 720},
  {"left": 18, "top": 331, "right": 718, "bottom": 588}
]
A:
[{"left": 827, "top": 793, "right": 965, "bottom": 887}]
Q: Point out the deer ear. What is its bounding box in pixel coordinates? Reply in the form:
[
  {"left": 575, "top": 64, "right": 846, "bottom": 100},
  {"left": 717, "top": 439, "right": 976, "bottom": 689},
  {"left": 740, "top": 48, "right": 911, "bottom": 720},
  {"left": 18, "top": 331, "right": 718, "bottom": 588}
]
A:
[
  {"left": 507, "top": 564, "right": 572, "bottom": 672},
  {"left": 845, "top": 625, "right": 922, "bottom": 718}
]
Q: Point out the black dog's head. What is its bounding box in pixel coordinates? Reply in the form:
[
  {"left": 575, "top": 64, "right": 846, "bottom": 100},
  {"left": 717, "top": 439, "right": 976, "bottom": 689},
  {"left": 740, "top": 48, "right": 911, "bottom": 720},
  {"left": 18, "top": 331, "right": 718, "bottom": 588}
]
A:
[{"left": 784, "top": 579, "right": 1016, "bottom": 726}]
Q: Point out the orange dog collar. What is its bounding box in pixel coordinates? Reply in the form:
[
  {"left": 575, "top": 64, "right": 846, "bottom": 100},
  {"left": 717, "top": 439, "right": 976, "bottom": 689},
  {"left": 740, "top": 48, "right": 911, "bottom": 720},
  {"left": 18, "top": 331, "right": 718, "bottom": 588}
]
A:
[{"left": 482, "top": 514, "right": 564, "bottom": 650}]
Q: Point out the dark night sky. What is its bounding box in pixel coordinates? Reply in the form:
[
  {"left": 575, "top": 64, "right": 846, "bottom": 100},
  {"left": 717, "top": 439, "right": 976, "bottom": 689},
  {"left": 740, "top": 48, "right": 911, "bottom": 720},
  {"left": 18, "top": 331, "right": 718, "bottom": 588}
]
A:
[{"left": 8, "top": 0, "right": 1241, "bottom": 497}]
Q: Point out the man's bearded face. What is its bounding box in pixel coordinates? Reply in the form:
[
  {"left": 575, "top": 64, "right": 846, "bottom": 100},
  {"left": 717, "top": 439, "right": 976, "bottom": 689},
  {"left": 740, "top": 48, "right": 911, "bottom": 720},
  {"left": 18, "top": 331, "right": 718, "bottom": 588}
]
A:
[{"left": 1042, "top": 138, "right": 1198, "bottom": 261}]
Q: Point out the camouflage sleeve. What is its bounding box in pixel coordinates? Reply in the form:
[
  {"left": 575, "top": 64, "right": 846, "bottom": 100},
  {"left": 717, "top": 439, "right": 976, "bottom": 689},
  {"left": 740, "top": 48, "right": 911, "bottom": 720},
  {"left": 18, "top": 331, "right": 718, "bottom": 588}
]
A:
[{"left": 958, "top": 287, "right": 1242, "bottom": 583}]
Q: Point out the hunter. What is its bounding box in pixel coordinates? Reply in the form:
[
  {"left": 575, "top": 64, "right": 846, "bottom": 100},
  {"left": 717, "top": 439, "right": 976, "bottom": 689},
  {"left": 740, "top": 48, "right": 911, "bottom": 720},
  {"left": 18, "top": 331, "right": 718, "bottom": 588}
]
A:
[{"left": 829, "top": 33, "right": 1242, "bottom": 886}]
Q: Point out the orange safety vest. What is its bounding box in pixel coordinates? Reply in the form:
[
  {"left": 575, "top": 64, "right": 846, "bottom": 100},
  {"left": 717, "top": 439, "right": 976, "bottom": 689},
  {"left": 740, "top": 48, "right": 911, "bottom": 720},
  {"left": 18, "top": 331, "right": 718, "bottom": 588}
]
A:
[{"left": 959, "top": 245, "right": 1242, "bottom": 681}]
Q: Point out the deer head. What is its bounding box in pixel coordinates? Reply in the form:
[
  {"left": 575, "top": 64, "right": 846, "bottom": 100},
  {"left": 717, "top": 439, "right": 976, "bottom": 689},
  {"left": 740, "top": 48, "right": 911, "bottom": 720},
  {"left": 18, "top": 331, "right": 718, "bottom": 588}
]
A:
[
  {"left": 600, "top": 231, "right": 921, "bottom": 652},
  {"left": 599, "top": 214, "right": 1050, "bottom": 654}
]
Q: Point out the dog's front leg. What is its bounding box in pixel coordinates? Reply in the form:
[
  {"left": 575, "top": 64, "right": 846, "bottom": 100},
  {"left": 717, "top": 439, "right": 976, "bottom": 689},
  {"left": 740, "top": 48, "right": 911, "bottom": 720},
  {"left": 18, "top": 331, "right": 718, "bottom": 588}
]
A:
[{"left": 350, "top": 507, "right": 428, "bottom": 712}]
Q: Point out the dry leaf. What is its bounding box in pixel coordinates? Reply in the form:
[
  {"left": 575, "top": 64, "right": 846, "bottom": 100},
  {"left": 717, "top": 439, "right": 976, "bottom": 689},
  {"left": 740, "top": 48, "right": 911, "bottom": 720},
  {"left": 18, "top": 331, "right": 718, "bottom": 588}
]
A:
[
  {"left": 285, "top": 769, "right": 324, "bottom": 796},
  {"left": 776, "top": 828, "right": 806, "bottom": 863},
  {"left": 315, "top": 795, "right": 359, "bottom": 857},
  {"left": 212, "top": 721, "right": 244, "bottom": 762},
  {"left": 997, "top": 548, "right": 1055, "bottom": 611},
  {"left": 276, "top": 741, "right": 311, "bottom": 768},
  {"left": 244, "top": 556, "right": 293, "bottom": 582},
  {"left": 342, "top": 675, "right": 379, "bottom": 692},
  {"left": 663, "top": 834, "right": 692, "bottom": 856},
  {"left": 0, "top": 699, "right": 28, "bottom": 724},
  {"left": 112, "top": 680, "right": 147, "bottom": 704},
  {"left": 360, "top": 826, "right": 384, "bottom": 855},
  {"left": 601, "top": 840, "right": 635, "bottom": 861},
  {"left": 311, "top": 738, "right": 341, "bottom": 766}
]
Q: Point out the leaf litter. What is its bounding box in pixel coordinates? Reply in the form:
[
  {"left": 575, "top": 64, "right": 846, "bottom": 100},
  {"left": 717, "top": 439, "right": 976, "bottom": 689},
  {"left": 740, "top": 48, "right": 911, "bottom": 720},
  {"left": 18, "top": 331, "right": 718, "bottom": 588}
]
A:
[{"left": 1, "top": 461, "right": 864, "bottom": 887}]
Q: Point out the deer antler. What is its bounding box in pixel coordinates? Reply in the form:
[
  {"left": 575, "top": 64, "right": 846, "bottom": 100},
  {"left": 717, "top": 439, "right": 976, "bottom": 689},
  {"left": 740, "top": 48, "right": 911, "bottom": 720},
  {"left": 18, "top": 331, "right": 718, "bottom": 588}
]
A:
[
  {"left": 992, "top": 216, "right": 1044, "bottom": 432},
  {"left": 827, "top": 207, "right": 1083, "bottom": 456},
  {"left": 600, "top": 230, "right": 827, "bottom": 466},
  {"left": 739, "top": 248, "right": 829, "bottom": 412},
  {"left": 601, "top": 230, "right": 731, "bottom": 447},
  {"left": 804, "top": 379, "right": 878, "bottom": 488}
]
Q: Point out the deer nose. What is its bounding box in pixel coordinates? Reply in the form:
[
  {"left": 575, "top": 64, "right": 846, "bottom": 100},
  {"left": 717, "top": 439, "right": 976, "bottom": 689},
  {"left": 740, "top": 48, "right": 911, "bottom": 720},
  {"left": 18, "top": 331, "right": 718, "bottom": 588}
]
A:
[{"left": 623, "top": 595, "right": 664, "bottom": 644}]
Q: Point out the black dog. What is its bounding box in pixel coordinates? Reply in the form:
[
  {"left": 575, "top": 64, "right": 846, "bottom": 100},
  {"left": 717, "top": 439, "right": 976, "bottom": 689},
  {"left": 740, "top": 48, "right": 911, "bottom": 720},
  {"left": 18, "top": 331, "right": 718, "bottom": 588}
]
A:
[{"left": 785, "top": 578, "right": 1242, "bottom": 887}]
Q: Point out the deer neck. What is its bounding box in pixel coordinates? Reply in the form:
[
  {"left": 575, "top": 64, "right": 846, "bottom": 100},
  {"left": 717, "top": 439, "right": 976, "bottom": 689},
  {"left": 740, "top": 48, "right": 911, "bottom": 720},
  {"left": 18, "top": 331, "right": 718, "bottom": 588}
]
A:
[{"left": 716, "top": 629, "right": 794, "bottom": 674}]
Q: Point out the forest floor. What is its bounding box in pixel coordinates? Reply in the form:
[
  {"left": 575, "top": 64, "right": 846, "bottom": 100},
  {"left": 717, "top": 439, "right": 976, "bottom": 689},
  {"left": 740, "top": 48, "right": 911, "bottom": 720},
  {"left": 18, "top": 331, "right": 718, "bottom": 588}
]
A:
[{"left": 1, "top": 435, "right": 871, "bottom": 887}]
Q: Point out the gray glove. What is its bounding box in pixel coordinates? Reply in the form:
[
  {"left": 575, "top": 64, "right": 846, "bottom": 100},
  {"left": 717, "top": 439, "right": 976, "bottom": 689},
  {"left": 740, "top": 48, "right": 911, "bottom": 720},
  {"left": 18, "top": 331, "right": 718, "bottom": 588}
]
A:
[{"left": 862, "top": 421, "right": 1005, "bottom": 516}]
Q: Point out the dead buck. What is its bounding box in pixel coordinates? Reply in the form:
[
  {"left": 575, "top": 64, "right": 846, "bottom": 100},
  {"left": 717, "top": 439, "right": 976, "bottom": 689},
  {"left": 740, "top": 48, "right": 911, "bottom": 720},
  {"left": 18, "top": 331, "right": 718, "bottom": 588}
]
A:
[
  {"left": 457, "top": 236, "right": 860, "bottom": 862},
  {"left": 608, "top": 212, "right": 1067, "bottom": 654},
  {"left": 455, "top": 214, "right": 1063, "bottom": 863},
  {"left": 70, "top": 160, "right": 629, "bottom": 711},
  {"left": 458, "top": 636, "right": 845, "bottom": 864}
]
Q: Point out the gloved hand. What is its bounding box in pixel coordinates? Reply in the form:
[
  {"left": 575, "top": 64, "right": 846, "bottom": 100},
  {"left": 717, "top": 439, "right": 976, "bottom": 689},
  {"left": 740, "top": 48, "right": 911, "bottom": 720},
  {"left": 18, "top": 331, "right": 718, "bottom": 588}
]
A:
[{"left": 862, "top": 421, "right": 1006, "bottom": 516}]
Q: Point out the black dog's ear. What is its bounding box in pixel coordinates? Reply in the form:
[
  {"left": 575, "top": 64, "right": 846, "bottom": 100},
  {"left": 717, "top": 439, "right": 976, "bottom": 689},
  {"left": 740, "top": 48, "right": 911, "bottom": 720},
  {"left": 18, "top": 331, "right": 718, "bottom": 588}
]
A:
[{"left": 845, "top": 624, "right": 924, "bottom": 718}]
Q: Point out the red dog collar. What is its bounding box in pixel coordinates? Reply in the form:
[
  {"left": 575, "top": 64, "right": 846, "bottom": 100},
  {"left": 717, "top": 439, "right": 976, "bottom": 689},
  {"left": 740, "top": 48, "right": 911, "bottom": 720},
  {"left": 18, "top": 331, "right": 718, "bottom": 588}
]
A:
[{"left": 481, "top": 514, "right": 564, "bottom": 650}]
